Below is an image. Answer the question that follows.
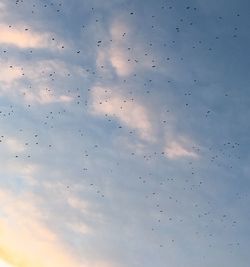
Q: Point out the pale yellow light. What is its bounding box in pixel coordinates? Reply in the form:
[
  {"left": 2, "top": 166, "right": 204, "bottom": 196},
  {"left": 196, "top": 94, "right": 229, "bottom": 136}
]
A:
[{"left": 0, "top": 259, "right": 14, "bottom": 267}]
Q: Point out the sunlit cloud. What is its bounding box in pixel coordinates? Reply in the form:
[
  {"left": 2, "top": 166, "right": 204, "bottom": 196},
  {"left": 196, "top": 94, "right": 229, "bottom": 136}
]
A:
[
  {"left": 0, "top": 190, "right": 83, "bottom": 267},
  {"left": 0, "top": 259, "right": 13, "bottom": 267},
  {"left": 67, "top": 195, "right": 89, "bottom": 213},
  {"left": 0, "top": 2, "right": 8, "bottom": 19},
  {"left": 165, "top": 139, "right": 198, "bottom": 159},
  {"left": 96, "top": 18, "right": 160, "bottom": 77},
  {"left": 109, "top": 46, "right": 132, "bottom": 76},
  {"left": 0, "top": 65, "right": 23, "bottom": 86},
  {"left": 0, "top": 24, "right": 60, "bottom": 49},
  {"left": 110, "top": 19, "right": 130, "bottom": 42},
  {"left": 0, "top": 59, "right": 76, "bottom": 104},
  {"left": 108, "top": 20, "right": 133, "bottom": 76},
  {"left": 0, "top": 188, "right": 120, "bottom": 267},
  {"left": 114, "top": 135, "right": 147, "bottom": 156},
  {"left": 67, "top": 221, "right": 91, "bottom": 235},
  {"left": 0, "top": 1, "right": 247, "bottom": 267},
  {"left": 90, "top": 86, "right": 154, "bottom": 142},
  {"left": 24, "top": 89, "right": 73, "bottom": 105},
  {"left": 4, "top": 137, "right": 26, "bottom": 153}
]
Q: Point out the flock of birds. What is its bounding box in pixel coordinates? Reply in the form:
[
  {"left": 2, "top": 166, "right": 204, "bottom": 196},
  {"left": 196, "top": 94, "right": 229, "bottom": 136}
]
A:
[{"left": 0, "top": 0, "right": 248, "bottom": 265}]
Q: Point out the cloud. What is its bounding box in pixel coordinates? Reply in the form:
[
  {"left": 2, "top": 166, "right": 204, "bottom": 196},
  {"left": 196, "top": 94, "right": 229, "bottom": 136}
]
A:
[
  {"left": 0, "top": 65, "right": 23, "bottom": 85},
  {"left": 4, "top": 137, "right": 26, "bottom": 153},
  {"left": 0, "top": 59, "right": 76, "bottom": 104},
  {"left": 90, "top": 86, "right": 154, "bottom": 142},
  {"left": 0, "top": 259, "right": 13, "bottom": 267},
  {"left": 96, "top": 18, "right": 163, "bottom": 77},
  {"left": 67, "top": 221, "right": 91, "bottom": 235},
  {"left": 0, "top": 2, "right": 8, "bottom": 19},
  {"left": 0, "top": 23, "right": 60, "bottom": 49},
  {"left": 67, "top": 195, "right": 89, "bottom": 213},
  {"left": 108, "top": 20, "right": 133, "bottom": 76},
  {"left": 109, "top": 46, "right": 132, "bottom": 76},
  {"left": 0, "top": 190, "right": 84, "bottom": 267},
  {"left": 165, "top": 140, "right": 198, "bottom": 159},
  {"left": 95, "top": 19, "right": 133, "bottom": 77},
  {"left": 1, "top": 161, "right": 40, "bottom": 186},
  {"left": 23, "top": 89, "right": 73, "bottom": 105},
  {"left": 110, "top": 19, "right": 129, "bottom": 42},
  {"left": 0, "top": 189, "right": 118, "bottom": 267}
]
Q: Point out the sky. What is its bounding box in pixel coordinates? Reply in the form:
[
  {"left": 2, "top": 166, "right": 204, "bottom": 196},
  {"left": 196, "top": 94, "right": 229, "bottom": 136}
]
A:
[{"left": 0, "top": 0, "right": 250, "bottom": 266}]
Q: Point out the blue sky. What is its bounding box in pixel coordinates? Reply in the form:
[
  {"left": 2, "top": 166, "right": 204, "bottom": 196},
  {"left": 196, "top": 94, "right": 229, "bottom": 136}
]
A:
[{"left": 0, "top": 0, "right": 249, "bottom": 266}]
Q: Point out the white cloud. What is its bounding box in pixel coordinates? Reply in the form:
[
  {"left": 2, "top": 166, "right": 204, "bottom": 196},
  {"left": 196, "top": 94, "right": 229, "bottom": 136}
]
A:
[
  {"left": 67, "top": 222, "right": 91, "bottom": 235},
  {"left": 0, "top": 2, "right": 8, "bottom": 19},
  {"left": 24, "top": 89, "right": 73, "bottom": 105},
  {"left": 0, "top": 189, "right": 119, "bottom": 267},
  {"left": 110, "top": 19, "right": 129, "bottom": 42},
  {"left": 0, "top": 259, "right": 13, "bottom": 267},
  {"left": 90, "top": 86, "right": 154, "bottom": 142},
  {"left": 95, "top": 19, "right": 133, "bottom": 77},
  {"left": 5, "top": 137, "right": 26, "bottom": 153},
  {"left": 114, "top": 135, "right": 147, "bottom": 156},
  {"left": 67, "top": 195, "right": 89, "bottom": 213},
  {"left": 108, "top": 20, "right": 133, "bottom": 76},
  {"left": 109, "top": 46, "right": 132, "bottom": 76},
  {"left": 0, "top": 59, "right": 76, "bottom": 104},
  {"left": 0, "top": 23, "right": 62, "bottom": 49},
  {"left": 96, "top": 18, "right": 163, "bottom": 77},
  {"left": 165, "top": 140, "right": 198, "bottom": 159},
  {"left": 0, "top": 65, "right": 23, "bottom": 85},
  {"left": 0, "top": 190, "right": 83, "bottom": 267}
]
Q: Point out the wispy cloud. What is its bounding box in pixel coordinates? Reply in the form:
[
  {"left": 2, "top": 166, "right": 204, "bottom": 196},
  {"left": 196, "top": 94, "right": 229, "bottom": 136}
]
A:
[
  {"left": 108, "top": 20, "right": 133, "bottom": 76},
  {"left": 0, "top": 190, "right": 83, "bottom": 267},
  {"left": 23, "top": 89, "right": 73, "bottom": 105},
  {"left": 0, "top": 1, "right": 248, "bottom": 267},
  {"left": 164, "top": 138, "right": 199, "bottom": 159},
  {"left": 90, "top": 86, "right": 154, "bottom": 142},
  {"left": 0, "top": 23, "right": 61, "bottom": 50},
  {"left": 0, "top": 66, "right": 23, "bottom": 84},
  {"left": 4, "top": 137, "right": 26, "bottom": 153},
  {"left": 0, "top": 259, "right": 13, "bottom": 267},
  {"left": 109, "top": 46, "right": 132, "bottom": 76},
  {"left": 0, "top": 59, "right": 78, "bottom": 104}
]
